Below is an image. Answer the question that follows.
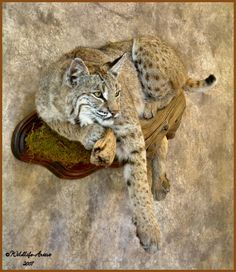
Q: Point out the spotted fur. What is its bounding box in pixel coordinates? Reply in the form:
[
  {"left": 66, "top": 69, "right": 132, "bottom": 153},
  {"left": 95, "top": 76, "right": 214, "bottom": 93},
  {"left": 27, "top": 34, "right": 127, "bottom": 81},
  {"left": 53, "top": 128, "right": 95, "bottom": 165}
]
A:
[
  {"left": 36, "top": 35, "right": 216, "bottom": 253},
  {"left": 132, "top": 36, "right": 217, "bottom": 119}
]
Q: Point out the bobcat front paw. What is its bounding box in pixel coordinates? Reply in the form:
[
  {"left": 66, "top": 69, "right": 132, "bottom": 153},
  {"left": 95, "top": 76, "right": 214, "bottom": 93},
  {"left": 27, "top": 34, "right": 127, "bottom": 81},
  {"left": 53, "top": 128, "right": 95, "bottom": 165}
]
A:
[
  {"left": 90, "top": 128, "right": 116, "bottom": 167},
  {"left": 152, "top": 174, "right": 170, "bottom": 201},
  {"left": 136, "top": 221, "right": 161, "bottom": 253},
  {"left": 142, "top": 102, "right": 157, "bottom": 119}
]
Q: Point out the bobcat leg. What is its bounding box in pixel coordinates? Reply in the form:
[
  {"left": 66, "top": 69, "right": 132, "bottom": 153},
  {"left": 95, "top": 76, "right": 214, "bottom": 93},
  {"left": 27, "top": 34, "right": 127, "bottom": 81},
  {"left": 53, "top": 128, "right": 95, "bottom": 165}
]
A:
[
  {"left": 151, "top": 136, "right": 170, "bottom": 201},
  {"left": 147, "top": 157, "right": 153, "bottom": 189}
]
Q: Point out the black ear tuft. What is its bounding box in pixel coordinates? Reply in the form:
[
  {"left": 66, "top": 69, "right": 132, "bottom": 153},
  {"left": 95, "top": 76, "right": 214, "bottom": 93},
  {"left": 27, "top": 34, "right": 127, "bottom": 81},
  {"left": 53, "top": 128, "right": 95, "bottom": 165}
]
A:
[
  {"left": 205, "top": 74, "right": 216, "bottom": 85},
  {"left": 108, "top": 53, "right": 127, "bottom": 78}
]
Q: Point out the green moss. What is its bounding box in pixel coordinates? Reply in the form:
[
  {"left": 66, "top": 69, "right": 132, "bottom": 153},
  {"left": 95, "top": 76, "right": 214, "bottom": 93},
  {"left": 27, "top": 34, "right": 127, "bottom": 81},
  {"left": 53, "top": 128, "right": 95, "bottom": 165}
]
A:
[{"left": 25, "top": 123, "right": 91, "bottom": 166}]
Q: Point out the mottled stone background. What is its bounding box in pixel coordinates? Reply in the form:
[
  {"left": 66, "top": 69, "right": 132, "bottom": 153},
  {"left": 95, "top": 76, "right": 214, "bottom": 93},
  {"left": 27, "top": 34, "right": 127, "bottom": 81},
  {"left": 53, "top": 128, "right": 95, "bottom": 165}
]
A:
[{"left": 3, "top": 3, "right": 233, "bottom": 269}]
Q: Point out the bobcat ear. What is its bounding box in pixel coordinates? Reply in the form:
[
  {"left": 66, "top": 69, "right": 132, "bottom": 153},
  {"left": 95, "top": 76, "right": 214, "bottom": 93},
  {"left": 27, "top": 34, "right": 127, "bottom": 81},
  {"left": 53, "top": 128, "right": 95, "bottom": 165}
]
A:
[
  {"left": 108, "top": 53, "right": 127, "bottom": 78},
  {"left": 64, "top": 58, "right": 90, "bottom": 87}
]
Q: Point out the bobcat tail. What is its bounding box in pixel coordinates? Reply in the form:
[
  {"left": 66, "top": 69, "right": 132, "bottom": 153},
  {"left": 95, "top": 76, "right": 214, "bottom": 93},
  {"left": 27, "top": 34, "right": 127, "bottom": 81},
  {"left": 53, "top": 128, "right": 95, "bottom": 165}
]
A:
[{"left": 184, "top": 74, "right": 217, "bottom": 93}]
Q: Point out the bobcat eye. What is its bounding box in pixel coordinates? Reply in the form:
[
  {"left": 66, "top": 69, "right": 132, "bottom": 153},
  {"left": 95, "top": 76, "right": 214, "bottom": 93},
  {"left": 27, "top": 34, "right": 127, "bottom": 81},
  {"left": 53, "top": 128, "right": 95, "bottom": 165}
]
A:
[
  {"left": 115, "top": 90, "right": 120, "bottom": 97},
  {"left": 94, "top": 91, "right": 103, "bottom": 98}
]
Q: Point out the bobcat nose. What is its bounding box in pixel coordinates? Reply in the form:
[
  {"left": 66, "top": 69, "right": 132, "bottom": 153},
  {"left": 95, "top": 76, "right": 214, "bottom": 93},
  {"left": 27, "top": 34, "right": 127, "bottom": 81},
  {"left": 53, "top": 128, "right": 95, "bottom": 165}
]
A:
[
  {"left": 110, "top": 109, "right": 119, "bottom": 117},
  {"left": 111, "top": 109, "right": 118, "bottom": 114}
]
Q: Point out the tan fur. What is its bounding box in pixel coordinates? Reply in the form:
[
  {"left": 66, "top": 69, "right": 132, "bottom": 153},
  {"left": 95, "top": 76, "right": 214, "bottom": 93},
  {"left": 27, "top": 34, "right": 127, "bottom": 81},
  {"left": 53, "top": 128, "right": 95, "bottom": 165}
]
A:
[{"left": 36, "top": 36, "right": 216, "bottom": 253}]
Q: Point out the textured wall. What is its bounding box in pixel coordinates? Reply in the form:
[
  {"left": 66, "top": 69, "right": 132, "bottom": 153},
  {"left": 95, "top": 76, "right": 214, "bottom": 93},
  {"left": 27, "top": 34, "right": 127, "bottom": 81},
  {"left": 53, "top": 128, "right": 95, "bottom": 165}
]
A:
[{"left": 3, "top": 3, "right": 233, "bottom": 269}]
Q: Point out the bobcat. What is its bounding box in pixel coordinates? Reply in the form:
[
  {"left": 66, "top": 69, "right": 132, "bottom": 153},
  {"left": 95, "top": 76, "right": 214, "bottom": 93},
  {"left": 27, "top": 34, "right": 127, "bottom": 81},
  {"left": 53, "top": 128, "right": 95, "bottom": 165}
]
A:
[{"left": 36, "top": 36, "right": 216, "bottom": 253}]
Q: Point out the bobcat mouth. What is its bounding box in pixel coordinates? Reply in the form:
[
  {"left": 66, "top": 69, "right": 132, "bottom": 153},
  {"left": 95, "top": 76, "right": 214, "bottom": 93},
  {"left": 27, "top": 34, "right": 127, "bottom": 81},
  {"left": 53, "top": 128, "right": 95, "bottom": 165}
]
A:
[{"left": 97, "top": 111, "right": 113, "bottom": 119}]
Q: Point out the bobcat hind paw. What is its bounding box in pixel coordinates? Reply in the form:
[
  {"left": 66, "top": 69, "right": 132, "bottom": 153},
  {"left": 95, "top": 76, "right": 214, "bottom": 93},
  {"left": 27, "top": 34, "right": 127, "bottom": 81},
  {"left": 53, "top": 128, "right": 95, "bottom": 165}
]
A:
[
  {"left": 142, "top": 102, "right": 157, "bottom": 119},
  {"left": 152, "top": 174, "right": 170, "bottom": 201}
]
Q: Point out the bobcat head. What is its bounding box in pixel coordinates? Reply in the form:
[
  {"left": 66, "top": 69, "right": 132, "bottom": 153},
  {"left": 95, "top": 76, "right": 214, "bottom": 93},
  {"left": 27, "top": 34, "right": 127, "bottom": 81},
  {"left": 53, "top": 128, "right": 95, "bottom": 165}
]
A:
[{"left": 64, "top": 54, "right": 127, "bottom": 127}]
